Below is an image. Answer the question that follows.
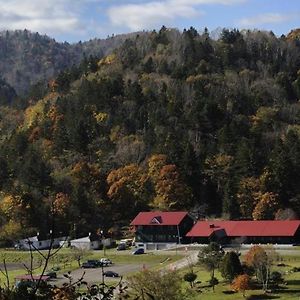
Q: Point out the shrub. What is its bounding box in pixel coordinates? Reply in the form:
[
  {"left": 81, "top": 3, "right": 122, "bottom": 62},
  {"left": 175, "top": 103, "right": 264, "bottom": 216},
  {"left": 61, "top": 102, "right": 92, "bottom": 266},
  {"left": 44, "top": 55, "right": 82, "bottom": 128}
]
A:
[{"left": 184, "top": 272, "right": 197, "bottom": 288}]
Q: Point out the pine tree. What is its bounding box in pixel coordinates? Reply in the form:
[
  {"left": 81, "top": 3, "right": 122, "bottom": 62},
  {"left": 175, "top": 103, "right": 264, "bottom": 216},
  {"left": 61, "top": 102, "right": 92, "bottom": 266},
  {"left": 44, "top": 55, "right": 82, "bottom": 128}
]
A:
[{"left": 220, "top": 251, "right": 242, "bottom": 282}]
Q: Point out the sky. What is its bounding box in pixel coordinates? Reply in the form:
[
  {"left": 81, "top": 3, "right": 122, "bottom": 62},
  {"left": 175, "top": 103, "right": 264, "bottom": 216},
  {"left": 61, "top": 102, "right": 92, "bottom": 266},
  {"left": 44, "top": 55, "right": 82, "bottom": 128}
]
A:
[{"left": 0, "top": 0, "right": 299, "bottom": 43}]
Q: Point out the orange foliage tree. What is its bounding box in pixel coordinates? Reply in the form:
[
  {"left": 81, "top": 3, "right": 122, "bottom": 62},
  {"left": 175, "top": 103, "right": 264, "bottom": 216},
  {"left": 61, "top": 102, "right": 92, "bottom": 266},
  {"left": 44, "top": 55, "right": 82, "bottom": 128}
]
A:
[
  {"left": 152, "top": 164, "right": 192, "bottom": 210},
  {"left": 107, "top": 164, "right": 149, "bottom": 222},
  {"left": 53, "top": 193, "right": 71, "bottom": 217},
  {"left": 231, "top": 274, "right": 250, "bottom": 298}
]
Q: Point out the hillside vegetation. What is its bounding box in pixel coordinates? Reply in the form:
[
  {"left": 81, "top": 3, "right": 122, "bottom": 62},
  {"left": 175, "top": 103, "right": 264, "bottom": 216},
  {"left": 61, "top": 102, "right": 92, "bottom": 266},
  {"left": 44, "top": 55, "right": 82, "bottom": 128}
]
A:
[
  {"left": 0, "top": 27, "right": 300, "bottom": 242},
  {"left": 0, "top": 29, "right": 139, "bottom": 96}
]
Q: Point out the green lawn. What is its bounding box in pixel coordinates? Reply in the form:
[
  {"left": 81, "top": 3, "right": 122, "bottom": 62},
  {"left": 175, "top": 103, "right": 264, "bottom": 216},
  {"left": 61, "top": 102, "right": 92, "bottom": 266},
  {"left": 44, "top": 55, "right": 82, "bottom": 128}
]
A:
[{"left": 180, "top": 253, "right": 300, "bottom": 300}]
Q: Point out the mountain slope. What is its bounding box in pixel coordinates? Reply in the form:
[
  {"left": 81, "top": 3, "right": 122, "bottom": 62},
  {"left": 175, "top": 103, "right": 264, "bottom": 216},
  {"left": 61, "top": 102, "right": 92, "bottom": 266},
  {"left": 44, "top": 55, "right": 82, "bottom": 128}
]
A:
[
  {"left": 0, "top": 30, "right": 140, "bottom": 96},
  {"left": 0, "top": 27, "right": 300, "bottom": 241}
]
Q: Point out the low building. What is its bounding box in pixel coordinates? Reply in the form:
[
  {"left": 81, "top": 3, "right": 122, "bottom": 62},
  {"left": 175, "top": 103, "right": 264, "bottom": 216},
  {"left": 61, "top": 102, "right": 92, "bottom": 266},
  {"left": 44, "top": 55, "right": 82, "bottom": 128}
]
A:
[
  {"left": 15, "top": 236, "right": 67, "bottom": 250},
  {"left": 186, "top": 220, "right": 300, "bottom": 244},
  {"left": 130, "top": 211, "right": 194, "bottom": 250},
  {"left": 70, "top": 236, "right": 101, "bottom": 250}
]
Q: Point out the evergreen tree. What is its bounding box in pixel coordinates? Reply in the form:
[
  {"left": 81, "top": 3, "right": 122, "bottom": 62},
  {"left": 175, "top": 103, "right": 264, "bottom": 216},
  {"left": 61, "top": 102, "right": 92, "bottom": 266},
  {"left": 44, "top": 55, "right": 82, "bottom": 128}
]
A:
[{"left": 220, "top": 251, "right": 243, "bottom": 282}]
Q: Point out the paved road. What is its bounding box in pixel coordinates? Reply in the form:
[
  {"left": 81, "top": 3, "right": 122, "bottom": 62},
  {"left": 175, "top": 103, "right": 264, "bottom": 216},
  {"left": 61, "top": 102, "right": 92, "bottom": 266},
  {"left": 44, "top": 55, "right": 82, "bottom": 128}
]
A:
[{"left": 0, "top": 263, "right": 24, "bottom": 271}]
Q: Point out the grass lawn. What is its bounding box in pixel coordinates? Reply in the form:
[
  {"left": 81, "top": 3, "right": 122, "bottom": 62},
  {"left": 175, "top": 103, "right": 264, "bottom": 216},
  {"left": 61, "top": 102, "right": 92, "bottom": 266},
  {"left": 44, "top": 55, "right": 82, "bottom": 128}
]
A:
[
  {"left": 187, "top": 272, "right": 300, "bottom": 300},
  {"left": 180, "top": 252, "right": 300, "bottom": 300}
]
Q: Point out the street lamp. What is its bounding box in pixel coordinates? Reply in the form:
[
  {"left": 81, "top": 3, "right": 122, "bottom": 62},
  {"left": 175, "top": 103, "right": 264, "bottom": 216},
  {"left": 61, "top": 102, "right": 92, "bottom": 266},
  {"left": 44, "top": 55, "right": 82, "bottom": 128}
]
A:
[{"left": 101, "top": 231, "right": 106, "bottom": 256}]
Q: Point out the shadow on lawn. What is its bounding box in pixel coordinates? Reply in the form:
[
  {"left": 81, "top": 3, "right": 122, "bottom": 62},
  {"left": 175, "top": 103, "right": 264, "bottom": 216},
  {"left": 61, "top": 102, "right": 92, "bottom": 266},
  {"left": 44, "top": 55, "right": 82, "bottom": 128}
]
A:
[
  {"left": 273, "top": 279, "right": 300, "bottom": 294},
  {"left": 276, "top": 288, "right": 300, "bottom": 294},
  {"left": 247, "top": 295, "right": 280, "bottom": 300},
  {"left": 284, "top": 279, "right": 300, "bottom": 285}
]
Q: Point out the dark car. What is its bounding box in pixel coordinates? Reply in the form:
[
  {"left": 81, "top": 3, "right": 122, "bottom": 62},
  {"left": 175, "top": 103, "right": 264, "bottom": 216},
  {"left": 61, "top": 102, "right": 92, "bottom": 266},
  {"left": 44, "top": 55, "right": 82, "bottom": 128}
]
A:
[
  {"left": 45, "top": 271, "right": 57, "bottom": 278},
  {"left": 81, "top": 262, "right": 97, "bottom": 268},
  {"left": 87, "top": 260, "right": 102, "bottom": 267},
  {"left": 103, "top": 271, "right": 119, "bottom": 277},
  {"left": 117, "top": 243, "right": 126, "bottom": 251},
  {"left": 132, "top": 248, "right": 144, "bottom": 255}
]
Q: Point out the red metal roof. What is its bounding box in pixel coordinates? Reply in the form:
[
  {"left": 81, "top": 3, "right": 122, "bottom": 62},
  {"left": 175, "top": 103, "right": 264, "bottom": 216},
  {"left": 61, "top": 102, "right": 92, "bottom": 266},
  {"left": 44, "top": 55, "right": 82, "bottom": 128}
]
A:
[
  {"left": 15, "top": 275, "right": 50, "bottom": 281},
  {"left": 186, "top": 220, "right": 300, "bottom": 237},
  {"left": 130, "top": 211, "right": 188, "bottom": 226}
]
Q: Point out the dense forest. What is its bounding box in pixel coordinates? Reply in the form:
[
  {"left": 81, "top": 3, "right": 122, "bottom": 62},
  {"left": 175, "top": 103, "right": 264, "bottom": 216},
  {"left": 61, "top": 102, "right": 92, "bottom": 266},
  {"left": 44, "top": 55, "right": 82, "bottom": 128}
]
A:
[
  {"left": 0, "top": 27, "right": 300, "bottom": 244},
  {"left": 0, "top": 29, "right": 139, "bottom": 96}
]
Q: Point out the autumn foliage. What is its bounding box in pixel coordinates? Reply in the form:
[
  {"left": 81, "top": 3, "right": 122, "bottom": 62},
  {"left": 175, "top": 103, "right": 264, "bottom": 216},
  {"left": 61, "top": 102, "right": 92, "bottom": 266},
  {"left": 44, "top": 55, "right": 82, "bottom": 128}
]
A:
[{"left": 231, "top": 274, "right": 250, "bottom": 297}]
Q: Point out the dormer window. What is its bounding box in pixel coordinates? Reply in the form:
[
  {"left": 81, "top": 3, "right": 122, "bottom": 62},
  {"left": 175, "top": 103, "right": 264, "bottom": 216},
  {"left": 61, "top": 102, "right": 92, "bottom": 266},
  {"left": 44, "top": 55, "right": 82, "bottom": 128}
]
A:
[{"left": 150, "top": 216, "right": 162, "bottom": 224}]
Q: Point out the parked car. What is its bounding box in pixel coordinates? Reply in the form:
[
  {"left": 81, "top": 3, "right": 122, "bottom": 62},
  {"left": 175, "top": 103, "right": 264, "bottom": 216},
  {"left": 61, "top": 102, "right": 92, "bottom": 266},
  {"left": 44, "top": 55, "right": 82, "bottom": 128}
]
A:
[
  {"left": 132, "top": 248, "right": 144, "bottom": 255},
  {"left": 81, "top": 262, "right": 97, "bottom": 268},
  {"left": 120, "top": 239, "right": 133, "bottom": 247},
  {"left": 117, "top": 243, "right": 126, "bottom": 251},
  {"left": 103, "top": 271, "right": 119, "bottom": 277},
  {"left": 100, "top": 258, "right": 113, "bottom": 266},
  {"left": 87, "top": 260, "right": 102, "bottom": 267}
]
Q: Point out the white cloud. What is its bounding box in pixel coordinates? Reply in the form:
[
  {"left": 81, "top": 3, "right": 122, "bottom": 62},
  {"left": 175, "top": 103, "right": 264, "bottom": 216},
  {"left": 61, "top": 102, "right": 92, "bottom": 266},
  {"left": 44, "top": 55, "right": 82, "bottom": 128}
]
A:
[
  {"left": 0, "top": 0, "right": 85, "bottom": 35},
  {"left": 108, "top": 2, "right": 198, "bottom": 31},
  {"left": 107, "top": 0, "right": 246, "bottom": 31},
  {"left": 238, "top": 13, "right": 295, "bottom": 27}
]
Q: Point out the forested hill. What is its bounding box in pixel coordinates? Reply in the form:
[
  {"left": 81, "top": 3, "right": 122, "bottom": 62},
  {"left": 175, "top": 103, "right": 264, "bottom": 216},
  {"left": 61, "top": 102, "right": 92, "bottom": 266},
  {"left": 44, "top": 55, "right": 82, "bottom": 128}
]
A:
[
  {"left": 0, "top": 29, "right": 139, "bottom": 96},
  {"left": 0, "top": 27, "right": 300, "bottom": 243}
]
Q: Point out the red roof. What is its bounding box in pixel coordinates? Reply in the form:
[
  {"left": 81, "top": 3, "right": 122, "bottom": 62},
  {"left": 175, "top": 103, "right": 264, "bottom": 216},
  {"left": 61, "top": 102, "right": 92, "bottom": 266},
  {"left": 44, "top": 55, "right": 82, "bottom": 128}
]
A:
[
  {"left": 15, "top": 275, "right": 50, "bottom": 281},
  {"left": 186, "top": 220, "right": 300, "bottom": 237},
  {"left": 130, "top": 211, "right": 188, "bottom": 226}
]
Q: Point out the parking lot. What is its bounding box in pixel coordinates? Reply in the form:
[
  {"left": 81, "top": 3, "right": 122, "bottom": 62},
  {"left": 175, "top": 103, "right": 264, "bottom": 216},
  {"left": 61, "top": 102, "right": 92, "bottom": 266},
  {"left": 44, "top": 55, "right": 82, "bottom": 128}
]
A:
[{"left": 54, "top": 262, "right": 148, "bottom": 285}]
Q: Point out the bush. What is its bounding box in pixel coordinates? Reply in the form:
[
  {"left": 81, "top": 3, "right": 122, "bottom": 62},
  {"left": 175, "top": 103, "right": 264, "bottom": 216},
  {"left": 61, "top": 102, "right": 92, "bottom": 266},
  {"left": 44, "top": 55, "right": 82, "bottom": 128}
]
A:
[
  {"left": 209, "top": 277, "right": 219, "bottom": 287},
  {"left": 184, "top": 272, "right": 197, "bottom": 288},
  {"left": 270, "top": 271, "right": 284, "bottom": 284}
]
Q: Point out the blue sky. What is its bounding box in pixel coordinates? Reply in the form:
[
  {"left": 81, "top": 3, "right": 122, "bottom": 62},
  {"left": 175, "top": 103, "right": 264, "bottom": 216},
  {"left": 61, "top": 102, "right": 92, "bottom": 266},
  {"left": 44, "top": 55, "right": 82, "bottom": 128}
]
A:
[{"left": 0, "top": 0, "right": 299, "bottom": 43}]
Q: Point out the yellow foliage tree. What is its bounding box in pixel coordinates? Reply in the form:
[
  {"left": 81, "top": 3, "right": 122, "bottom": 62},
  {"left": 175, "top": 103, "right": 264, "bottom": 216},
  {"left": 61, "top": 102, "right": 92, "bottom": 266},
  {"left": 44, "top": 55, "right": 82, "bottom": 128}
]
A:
[
  {"left": 147, "top": 154, "right": 168, "bottom": 182},
  {"left": 252, "top": 192, "right": 279, "bottom": 220},
  {"left": 204, "top": 154, "right": 234, "bottom": 192},
  {"left": 236, "top": 177, "right": 261, "bottom": 218}
]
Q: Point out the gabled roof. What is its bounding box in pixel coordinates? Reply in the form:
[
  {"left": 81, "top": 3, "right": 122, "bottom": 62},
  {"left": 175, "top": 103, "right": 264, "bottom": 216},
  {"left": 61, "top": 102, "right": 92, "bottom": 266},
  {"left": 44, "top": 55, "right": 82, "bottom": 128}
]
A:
[
  {"left": 186, "top": 220, "right": 300, "bottom": 237},
  {"left": 130, "top": 211, "right": 188, "bottom": 226}
]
